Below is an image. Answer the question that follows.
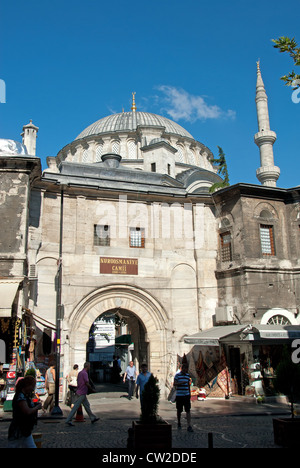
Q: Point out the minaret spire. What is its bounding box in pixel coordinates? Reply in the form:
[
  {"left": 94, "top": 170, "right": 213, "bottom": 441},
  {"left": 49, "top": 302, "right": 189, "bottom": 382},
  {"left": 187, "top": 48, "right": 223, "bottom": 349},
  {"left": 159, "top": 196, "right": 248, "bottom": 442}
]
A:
[
  {"left": 131, "top": 92, "right": 137, "bottom": 112},
  {"left": 254, "top": 62, "right": 280, "bottom": 187}
]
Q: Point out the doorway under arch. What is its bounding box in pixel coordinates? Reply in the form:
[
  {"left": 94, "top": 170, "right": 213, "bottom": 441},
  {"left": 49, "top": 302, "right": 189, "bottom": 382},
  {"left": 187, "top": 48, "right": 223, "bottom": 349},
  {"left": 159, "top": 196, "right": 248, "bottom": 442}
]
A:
[{"left": 86, "top": 307, "right": 149, "bottom": 383}]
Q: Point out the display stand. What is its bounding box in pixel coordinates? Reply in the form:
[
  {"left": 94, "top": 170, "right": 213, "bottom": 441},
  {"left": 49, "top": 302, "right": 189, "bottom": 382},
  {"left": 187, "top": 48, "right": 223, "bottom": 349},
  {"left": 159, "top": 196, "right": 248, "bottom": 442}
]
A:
[{"left": 3, "top": 347, "right": 18, "bottom": 411}]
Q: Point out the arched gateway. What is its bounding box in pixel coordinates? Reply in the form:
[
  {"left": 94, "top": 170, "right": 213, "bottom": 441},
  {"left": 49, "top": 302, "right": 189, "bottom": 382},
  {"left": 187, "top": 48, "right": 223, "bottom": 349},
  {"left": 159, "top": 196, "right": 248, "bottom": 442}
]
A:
[{"left": 64, "top": 284, "right": 170, "bottom": 391}]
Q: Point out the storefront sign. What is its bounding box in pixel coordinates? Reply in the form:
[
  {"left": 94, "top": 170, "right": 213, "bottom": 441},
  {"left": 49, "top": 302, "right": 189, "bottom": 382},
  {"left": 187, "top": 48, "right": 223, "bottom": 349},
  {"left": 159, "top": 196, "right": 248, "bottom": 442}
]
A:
[{"left": 100, "top": 257, "right": 138, "bottom": 275}]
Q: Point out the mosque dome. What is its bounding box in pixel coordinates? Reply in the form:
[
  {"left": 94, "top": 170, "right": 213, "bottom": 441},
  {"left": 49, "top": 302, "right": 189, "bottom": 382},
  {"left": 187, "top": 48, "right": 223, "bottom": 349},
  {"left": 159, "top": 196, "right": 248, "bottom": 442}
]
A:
[
  {"left": 54, "top": 96, "right": 215, "bottom": 179},
  {"left": 75, "top": 111, "right": 194, "bottom": 141}
]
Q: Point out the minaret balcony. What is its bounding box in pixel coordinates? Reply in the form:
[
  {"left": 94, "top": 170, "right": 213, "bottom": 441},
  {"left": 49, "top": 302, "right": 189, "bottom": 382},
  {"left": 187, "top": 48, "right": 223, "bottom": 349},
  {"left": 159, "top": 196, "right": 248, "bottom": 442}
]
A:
[
  {"left": 256, "top": 165, "right": 280, "bottom": 186},
  {"left": 254, "top": 130, "right": 277, "bottom": 146}
]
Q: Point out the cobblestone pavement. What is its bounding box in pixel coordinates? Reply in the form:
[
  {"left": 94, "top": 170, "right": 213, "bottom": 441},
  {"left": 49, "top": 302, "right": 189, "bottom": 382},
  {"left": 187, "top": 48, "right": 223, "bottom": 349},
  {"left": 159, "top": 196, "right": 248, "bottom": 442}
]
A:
[{"left": 0, "top": 383, "right": 293, "bottom": 450}]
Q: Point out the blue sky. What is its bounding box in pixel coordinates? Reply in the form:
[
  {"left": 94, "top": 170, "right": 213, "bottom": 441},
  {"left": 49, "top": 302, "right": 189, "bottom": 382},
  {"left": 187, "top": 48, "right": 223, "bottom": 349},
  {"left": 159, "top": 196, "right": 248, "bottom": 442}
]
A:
[{"left": 1, "top": 0, "right": 299, "bottom": 188}]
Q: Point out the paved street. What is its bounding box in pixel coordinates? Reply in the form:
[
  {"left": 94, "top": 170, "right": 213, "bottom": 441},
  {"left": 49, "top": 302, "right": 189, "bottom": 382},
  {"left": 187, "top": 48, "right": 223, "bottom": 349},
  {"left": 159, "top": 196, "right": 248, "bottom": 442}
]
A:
[{"left": 0, "top": 382, "right": 294, "bottom": 450}]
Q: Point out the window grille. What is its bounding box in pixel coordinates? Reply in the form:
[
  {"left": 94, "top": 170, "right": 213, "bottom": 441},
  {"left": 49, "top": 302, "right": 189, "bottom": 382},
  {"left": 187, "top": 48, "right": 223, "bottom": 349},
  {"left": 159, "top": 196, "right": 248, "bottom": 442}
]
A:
[
  {"left": 29, "top": 264, "right": 37, "bottom": 278},
  {"left": 220, "top": 231, "right": 232, "bottom": 262},
  {"left": 260, "top": 224, "right": 275, "bottom": 256},
  {"left": 96, "top": 144, "right": 103, "bottom": 162},
  {"left": 128, "top": 140, "right": 136, "bottom": 159},
  {"left": 130, "top": 227, "right": 145, "bottom": 248},
  {"left": 94, "top": 225, "right": 110, "bottom": 246}
]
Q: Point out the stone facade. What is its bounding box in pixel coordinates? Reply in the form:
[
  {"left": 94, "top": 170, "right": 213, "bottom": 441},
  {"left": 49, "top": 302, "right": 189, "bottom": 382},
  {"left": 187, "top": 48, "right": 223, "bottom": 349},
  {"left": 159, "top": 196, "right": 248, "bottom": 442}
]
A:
[
  {"left": 0, "top": 153, "right": 40, "bottom": 318},
  {"left": 26, "top": 169, "right": 220, "bottom": 390},
  {"left": 213, "top": 184, "right": 300, "bottom": 326}
]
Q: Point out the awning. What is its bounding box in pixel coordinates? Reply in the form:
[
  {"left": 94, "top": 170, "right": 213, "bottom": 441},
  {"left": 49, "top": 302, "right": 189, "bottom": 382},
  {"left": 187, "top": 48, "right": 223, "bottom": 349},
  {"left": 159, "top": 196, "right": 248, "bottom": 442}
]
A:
[
  {"left": 0, "top": 280, "right": 20, "bottom": 317},
  {"left": 115, "top": 334, "right": 132, "bottom": 345},
  {"left": 184, "top": 325, "right": 246, "bottom": 346},
  {"left": 184, "top": 324, "right": 300, "bottom": 346},
  {"left": 248, "top": 325, "right": 300, "bottom": 343}
]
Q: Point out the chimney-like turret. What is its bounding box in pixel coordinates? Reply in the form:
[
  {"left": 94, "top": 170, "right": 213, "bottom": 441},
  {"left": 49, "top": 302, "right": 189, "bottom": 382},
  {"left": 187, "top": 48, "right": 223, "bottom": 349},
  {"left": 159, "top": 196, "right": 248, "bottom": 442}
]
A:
[{"left": 21, "top": 120, "right": 39, "bottom": 156}]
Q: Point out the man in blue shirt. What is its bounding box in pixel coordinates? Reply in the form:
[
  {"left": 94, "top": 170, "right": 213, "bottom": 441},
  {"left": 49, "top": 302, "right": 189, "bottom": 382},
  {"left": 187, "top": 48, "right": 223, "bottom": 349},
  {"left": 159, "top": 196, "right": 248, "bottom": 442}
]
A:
[
  {"left": 174, "top": 363, "right": 193, "bottom": 432},
  {"left": 135, "top": 363, "right": 151, "bottom": 408}
]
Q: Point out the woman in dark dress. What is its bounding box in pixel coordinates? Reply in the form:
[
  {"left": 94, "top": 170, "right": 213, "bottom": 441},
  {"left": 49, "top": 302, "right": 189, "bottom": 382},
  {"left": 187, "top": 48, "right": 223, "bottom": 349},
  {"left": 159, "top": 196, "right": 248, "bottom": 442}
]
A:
[{"left": 7, "top": 375, "right": 42, "bottom": 448}]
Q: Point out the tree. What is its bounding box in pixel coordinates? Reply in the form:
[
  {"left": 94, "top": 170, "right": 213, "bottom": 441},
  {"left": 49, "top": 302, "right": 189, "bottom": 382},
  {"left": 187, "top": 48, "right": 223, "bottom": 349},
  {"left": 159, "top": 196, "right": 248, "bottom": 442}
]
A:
[
  {"left": 140, "top": 374, "right": 161, "bottom": 423},
  {"left": 209, "top": 146, "right": 230, "bottom": 193},
  {"left": 272, "top": 36, "right": 300, "bottom": 88},
  {"left": 274, "top": 347, "right": 300, "bottom": 418}
]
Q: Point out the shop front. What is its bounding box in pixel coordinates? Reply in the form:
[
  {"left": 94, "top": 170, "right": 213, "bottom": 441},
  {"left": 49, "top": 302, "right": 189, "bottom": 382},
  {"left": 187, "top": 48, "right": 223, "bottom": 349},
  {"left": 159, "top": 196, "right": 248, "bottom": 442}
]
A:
[
  {"left": 183, "top": 324, "right": 300, "bottom": 399},
  {"left": 0, "top": 311, "right": 48, "bottom": 412}
]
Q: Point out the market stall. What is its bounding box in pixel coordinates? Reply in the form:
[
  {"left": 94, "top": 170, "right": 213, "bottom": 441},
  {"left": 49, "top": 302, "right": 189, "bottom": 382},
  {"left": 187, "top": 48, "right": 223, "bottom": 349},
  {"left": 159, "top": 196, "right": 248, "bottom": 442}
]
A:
[{"left": 184, "top": 324, "right": 300, "bottom": 399}]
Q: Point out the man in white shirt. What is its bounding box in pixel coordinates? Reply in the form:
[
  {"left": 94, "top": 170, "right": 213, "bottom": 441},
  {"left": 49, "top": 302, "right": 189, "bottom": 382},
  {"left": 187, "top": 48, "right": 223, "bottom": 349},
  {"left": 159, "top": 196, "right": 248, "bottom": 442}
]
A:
[{"left": 123, "top": 361, "right": 137, "bottom": 400}]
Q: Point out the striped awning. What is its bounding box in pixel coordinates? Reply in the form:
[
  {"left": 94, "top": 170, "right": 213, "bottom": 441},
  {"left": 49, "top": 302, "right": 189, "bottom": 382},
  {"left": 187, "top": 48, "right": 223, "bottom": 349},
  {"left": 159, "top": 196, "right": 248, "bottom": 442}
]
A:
[{"left": 0, "top": 279, "right": 20, "bottom": 317}]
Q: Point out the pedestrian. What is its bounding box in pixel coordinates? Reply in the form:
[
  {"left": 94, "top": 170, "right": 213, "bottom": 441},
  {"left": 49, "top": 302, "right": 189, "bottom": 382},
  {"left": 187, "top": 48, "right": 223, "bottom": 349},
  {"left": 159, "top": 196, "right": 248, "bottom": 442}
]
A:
[
  {"left": 135, "top": 363, "right": 151, "bottom": 408},
  {"left": 173, "top": 362, "right": 193, "bottom": 432},
  {"left": 7, "top": 375, "right": 42, "bottom": 448},
  {"left": 43, "top": 364, "right": 55, "bottom": 413},
  {"left": 65, "top": 362, "right": 99, "bottom": 426},
  {"left": 66, "top": 364, "right": 79, "bottom": 407},
  {"left": 117, "top": 356, "right": 121, "bottom": 369},
  {"left": 111, "top": 355, "right": 121, "bottom": 383},
  {"left": 123, "top": 361, "right": 137, "bottom": 400}
]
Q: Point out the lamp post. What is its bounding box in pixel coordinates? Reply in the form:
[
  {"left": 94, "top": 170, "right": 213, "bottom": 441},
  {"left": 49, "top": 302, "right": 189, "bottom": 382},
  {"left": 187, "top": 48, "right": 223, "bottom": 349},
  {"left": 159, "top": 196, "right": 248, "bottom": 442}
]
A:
[{"left": 51, "top": 183, "right": 65, "bottom": 416}]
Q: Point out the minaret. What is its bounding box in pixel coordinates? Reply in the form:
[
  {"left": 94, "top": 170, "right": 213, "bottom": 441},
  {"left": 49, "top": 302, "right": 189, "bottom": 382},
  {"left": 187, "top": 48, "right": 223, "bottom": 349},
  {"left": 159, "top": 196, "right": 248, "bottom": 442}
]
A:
[
  {"left": 21, "top": 120, "right": 39, "bottom": 156},
  {"left": 254, "top": 62, "right": 280, "bottom": 187}
]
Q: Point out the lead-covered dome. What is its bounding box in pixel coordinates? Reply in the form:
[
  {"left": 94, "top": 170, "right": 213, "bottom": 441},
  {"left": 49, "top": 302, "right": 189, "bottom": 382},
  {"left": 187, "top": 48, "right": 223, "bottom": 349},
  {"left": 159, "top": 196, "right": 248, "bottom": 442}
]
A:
[
  {"left": 51, "top": 106, "right": 216, "bottom": 182},
  {"left": 75, "top": 111, "right": 194, "bottom": 141}
]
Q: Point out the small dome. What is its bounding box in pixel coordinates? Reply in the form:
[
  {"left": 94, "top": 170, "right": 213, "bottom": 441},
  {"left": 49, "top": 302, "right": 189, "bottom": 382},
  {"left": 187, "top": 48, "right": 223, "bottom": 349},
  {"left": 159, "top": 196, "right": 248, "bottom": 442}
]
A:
[{"left": 75, "top": 111, "right": 194, "bottom": 141}]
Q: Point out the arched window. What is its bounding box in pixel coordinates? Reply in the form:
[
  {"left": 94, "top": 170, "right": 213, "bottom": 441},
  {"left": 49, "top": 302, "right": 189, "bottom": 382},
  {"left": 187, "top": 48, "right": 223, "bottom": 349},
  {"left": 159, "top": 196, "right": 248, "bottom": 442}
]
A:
[
  {"left": 128, "top": 140, "right": 136, "bottom": 159},
  {"left": 260, "top": 210, "right": 273, "bottom": 220},
  {"left": 96, "top": 144, "right": 103, "bottom": 162},
  {"left": 112, "top": 141, "right": 120, "bottom": 154},
  {"left": 188, "top": 149, "right": 196, "bottom": 165},
  {"left": 266, "top": 315, "right": 292, "bottom": 325},
  {"left": 176, "top": 145, "right": 184, "bottom": 163},
  {"left": 261, "top": 309, "right": 298, "bottom": 325},
  {"left": 82, "top": 148, "right": 90, "bottom": 163}
]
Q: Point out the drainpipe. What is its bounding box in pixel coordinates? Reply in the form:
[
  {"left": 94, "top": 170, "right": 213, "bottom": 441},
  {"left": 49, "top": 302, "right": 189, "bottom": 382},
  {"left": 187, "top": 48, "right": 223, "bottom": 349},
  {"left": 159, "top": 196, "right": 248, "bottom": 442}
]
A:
[{"left": 52, "top": 183, "right": 66, "bottom": 415}]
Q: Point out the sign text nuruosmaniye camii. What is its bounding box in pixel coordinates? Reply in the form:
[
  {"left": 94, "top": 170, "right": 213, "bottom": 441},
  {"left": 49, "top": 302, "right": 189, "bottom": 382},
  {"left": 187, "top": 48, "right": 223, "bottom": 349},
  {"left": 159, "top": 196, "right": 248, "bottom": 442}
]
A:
[{"left": 100, "top": 257, "right": 138, "bottom": 275}]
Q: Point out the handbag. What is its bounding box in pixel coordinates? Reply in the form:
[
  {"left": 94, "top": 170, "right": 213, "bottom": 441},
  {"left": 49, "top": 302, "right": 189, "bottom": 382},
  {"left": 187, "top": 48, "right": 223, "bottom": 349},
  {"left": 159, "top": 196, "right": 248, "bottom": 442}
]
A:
[
  {"left": 167, "top": 386, "right": 177, "bottom": 402},
  {"left": 65, "top": 390, "right": 72, "bottom": 407},
  {"left": 48, "top": 382, "right": 55, "bottom": 395}
]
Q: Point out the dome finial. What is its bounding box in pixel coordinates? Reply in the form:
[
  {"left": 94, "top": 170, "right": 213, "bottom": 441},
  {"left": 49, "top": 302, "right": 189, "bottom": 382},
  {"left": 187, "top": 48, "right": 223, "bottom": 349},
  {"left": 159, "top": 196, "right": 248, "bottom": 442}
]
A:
[{"left": 131, "top": 92, "right": 137, "bottom": 112}]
